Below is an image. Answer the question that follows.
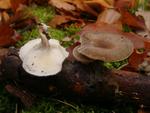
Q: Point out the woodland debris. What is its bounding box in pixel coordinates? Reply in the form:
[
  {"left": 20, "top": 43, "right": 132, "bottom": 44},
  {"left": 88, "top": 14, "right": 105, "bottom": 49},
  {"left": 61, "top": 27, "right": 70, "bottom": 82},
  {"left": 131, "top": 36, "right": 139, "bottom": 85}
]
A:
[
  {"left": 1, "top": 48, "right": 150, "bottom": 107},
  {"left": 5, "top": 84, "right": 35, "bottom": 108},
  {"left": 48, "top": 15, "right": 85, "bottom": 28}
]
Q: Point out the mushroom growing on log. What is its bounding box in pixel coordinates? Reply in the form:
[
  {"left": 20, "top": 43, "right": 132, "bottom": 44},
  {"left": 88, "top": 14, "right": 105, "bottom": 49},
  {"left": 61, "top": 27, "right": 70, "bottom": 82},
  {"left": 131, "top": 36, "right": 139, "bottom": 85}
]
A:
[
  {"left": 1, "top": 23, "right": 150, "bottom": 108},
  {"left": 73, "top": 32, "right": 134, "bottom": 62},
  {"left": 1, "top": 48, "right": 150, "bottom": 107},
  {"left": 19, "top": 23, "right": 69, "bottom": 76}
]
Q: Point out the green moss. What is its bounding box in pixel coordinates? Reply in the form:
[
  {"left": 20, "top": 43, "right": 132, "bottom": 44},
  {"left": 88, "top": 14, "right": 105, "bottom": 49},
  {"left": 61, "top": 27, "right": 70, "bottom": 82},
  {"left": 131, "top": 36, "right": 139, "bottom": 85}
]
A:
[
  {"left": 29, "top": 5, "right": 55, "bottom": 23},
  {"left": 0, "top": 85, "right": 16, "bottom": 113},
  {"left": 21, "top": 98, "right": 136, "bottom": 113},
  {"left": 16, "top": 28, "right": 39, "bottom": 47},
  {"left": 48, "top": 28, "right": 66, "bottom": 40},
  {"left": 16, "top": 25, "right": 80, "bottom": 47},
  {"left": 129, "top": 0, "right": 150, "bottom": 14},
  {"left": 123, "top": 24, "right": 133, "bottom": 32},
  {"left": 104, "top": 59, "right": 128, "bottom": 69},
  {"left": 64, "top": 25, "right": 81, "bottom": 36}
]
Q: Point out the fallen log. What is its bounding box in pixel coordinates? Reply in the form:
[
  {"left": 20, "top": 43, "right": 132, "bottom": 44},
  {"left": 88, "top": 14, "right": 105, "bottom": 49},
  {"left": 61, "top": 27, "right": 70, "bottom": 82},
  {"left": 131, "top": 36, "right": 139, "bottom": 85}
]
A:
[{"left": 1, "top": 48, "right": 150, "bottom": 107}]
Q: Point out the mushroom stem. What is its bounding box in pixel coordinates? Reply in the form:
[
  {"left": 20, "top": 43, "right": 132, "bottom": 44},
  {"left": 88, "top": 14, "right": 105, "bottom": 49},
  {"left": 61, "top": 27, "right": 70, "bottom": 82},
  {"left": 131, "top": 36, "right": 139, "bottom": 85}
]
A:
[
  {"left": 38, "top": 23, "right": 50, "bottom": 48},
  {"left": 39, "top": 31, "right": 50, "bottom": 48}
]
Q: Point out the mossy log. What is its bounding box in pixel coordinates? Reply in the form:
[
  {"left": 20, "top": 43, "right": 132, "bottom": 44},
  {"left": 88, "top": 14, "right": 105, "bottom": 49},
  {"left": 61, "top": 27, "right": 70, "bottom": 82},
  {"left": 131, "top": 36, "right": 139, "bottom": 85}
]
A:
[{"left": 1, "top": 48, "right": 150, "bottom": 107}]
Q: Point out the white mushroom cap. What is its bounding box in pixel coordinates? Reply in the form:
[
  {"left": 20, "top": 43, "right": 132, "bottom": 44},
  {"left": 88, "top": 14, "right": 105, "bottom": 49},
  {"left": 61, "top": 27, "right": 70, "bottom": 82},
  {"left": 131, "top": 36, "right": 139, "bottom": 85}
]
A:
[
  {"left": 78, "top": 32, "right": 134, "bottom": 62},
  {"left": 19, "top": 38, "right": 69, "bottom": 77}
]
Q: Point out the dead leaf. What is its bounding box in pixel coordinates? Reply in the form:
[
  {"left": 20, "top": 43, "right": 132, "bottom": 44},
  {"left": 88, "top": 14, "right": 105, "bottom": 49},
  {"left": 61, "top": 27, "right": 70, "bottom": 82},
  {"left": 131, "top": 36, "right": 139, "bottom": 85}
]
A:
[
  {"left": 121, "top": 10, "right": 146, "bottom": 30},
  {"left": 115, "top": 0, "right": 135, "bottom": 9},
  {"left": 10, "top": 0, "right": 28, "bottom": 12},
  {"left": 0, "top": 0, "right": 11, "bottom": 9},
  {"left": 10, "top": 5, "right": 37, "bottom": 30},
  {"left": 136, "top": 10, "right": 150, "bottom": 30},
  {"left": 49, "top": 0, "right": 103, "bottom": 18},
  {"left": 0, "top": 23, "right": 21, "bottom": 47},
  {"left": 49, "top": 0, "right": 76, "bottom": 11},
  {"left": 84, "top": 0, "right": 114, "bottom": 8},
  {"left": 67, "top": 0, "right": 98, "bottom": 16},
  {"left": 49, "top": 15, "right": 85, "bottom": 28},
  {"left": 97, "top": 8, "right": 121, "bottom": 24},
  {"left": 123, "top": 50, "right": 148, "bottom": 72},
  {"left": 1, "top": 11, "right": 10, "bottom": 22}
]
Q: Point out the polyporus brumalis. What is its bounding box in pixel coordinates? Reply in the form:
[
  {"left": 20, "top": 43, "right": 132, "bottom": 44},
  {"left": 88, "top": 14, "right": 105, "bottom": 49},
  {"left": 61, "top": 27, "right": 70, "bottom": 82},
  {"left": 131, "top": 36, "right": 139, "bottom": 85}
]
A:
[
  {"left": 73, "top": 32, "right": 134, "bottom": 62},
  {"left": 19, "top": 23, "right": 69, "bottom": 76},
  {"left": 73, "top": 46, "right": 93, "bottom": 63}
]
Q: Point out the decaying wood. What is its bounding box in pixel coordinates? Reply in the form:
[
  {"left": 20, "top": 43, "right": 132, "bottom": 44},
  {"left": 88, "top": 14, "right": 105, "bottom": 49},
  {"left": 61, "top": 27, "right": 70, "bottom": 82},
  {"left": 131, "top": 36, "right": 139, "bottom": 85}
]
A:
[
  {"left": 1, "top": 48, "right": 150, "bottom": 107},
  {"left": 5, "top": 84, "right": 35, "bottom": 108}
]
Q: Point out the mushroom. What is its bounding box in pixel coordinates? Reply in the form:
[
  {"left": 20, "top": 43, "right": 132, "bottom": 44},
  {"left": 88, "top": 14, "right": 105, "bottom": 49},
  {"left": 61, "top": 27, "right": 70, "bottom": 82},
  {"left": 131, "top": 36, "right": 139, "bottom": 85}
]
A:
[
  {"left": 73, "top": 32, "right": 134, "bottom": 62},
  {"left": 19, "top": 23, "right": 69, "bottom": 76},
  {"left": 73, "top": 46, "right": 93, "bottom": 63}
]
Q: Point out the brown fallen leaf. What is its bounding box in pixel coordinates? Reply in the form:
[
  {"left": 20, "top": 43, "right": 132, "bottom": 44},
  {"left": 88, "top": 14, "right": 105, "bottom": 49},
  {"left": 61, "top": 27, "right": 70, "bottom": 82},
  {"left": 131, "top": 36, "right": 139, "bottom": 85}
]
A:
[
  {"left": 49, "top": 0, "right": 76, "bottom": 11},
  {"left": 115, "top": 0, "right": 136, "bottom": 9},
  {"left": 66, "top": 0, "right": 98, "bottom": 16},
  {"left": 136, "top": 10, "right": 150, "bottom": 37},
  {"left": 49, "top": 15, "right": 85, "bottom": 28},
  {"left": 49, "top": 0, "right": 103, "bottom": 18},
  {"left": 120, "top": 9, "right": 146, "bottom": 30},
  {"left": 9, "top": 5, "right": 37, "bottom": 30},
  {"left": 0, "top": 23, "right": 21, "bottom": 47},
  {"left": 96, "top": 8, "right": 121, "bottom": 26},
  {"left": 1, "top": 11, "right": 10, "bottom": 22},
  {"left": 123, "top": 50, "right": 148, "bottom": 72},
  {"left": 84, "top": 0, "right": 114, "bottom": 8},
  {"left": 0, "top": 0, "right": 11, "bottom": 9},
  {"left": 10, "top": 0, "right": 28, "bottom": 12}
]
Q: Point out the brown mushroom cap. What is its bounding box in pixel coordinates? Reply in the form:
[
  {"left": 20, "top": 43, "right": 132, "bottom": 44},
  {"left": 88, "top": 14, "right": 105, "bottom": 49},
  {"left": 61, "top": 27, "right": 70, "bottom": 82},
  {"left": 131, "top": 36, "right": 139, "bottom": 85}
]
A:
[
  {"left": 73, "top": 46, "right": 93, "bottom": 63},
  {"left": 78, "top": 32, "right": 134, "bottom": 62}
]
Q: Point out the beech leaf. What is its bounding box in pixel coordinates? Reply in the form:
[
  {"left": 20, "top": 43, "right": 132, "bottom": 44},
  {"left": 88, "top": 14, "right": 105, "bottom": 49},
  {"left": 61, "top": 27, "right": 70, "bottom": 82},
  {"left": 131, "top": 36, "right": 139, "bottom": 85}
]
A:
[
  {"left": 49, "top": 15, "right": 85, "bottom": 28},
  {"left": 0, "top": 0, "right": 11, "bottom": 9},
  {"left": 121, "top": 10, "right": 146, "bottom": 30},
  {"left": 84, "top": 0, "right": 114, "bottom": 8},
  {"left": 49, "top": 0, "right": 76, "bottom": 11},
  {"left": 0, "top": 24, "right": 21, "bottom": 47}
]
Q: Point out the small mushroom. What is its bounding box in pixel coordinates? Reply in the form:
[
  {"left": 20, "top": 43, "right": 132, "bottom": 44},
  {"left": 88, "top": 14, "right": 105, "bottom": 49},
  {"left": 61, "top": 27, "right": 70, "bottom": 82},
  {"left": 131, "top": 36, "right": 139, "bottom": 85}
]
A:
[
  {"left": 74, "top": 32, "right": 134, "bottom": 62},
  {"left": 19, "top": 23, "right": 69, "bottom": 76}
]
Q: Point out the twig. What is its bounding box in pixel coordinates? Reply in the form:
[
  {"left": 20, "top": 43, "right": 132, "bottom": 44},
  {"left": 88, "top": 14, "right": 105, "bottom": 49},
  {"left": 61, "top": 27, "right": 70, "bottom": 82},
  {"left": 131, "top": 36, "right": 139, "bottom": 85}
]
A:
[{"left": 51, "top": 98, "right": 78, "bottom": 110}]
